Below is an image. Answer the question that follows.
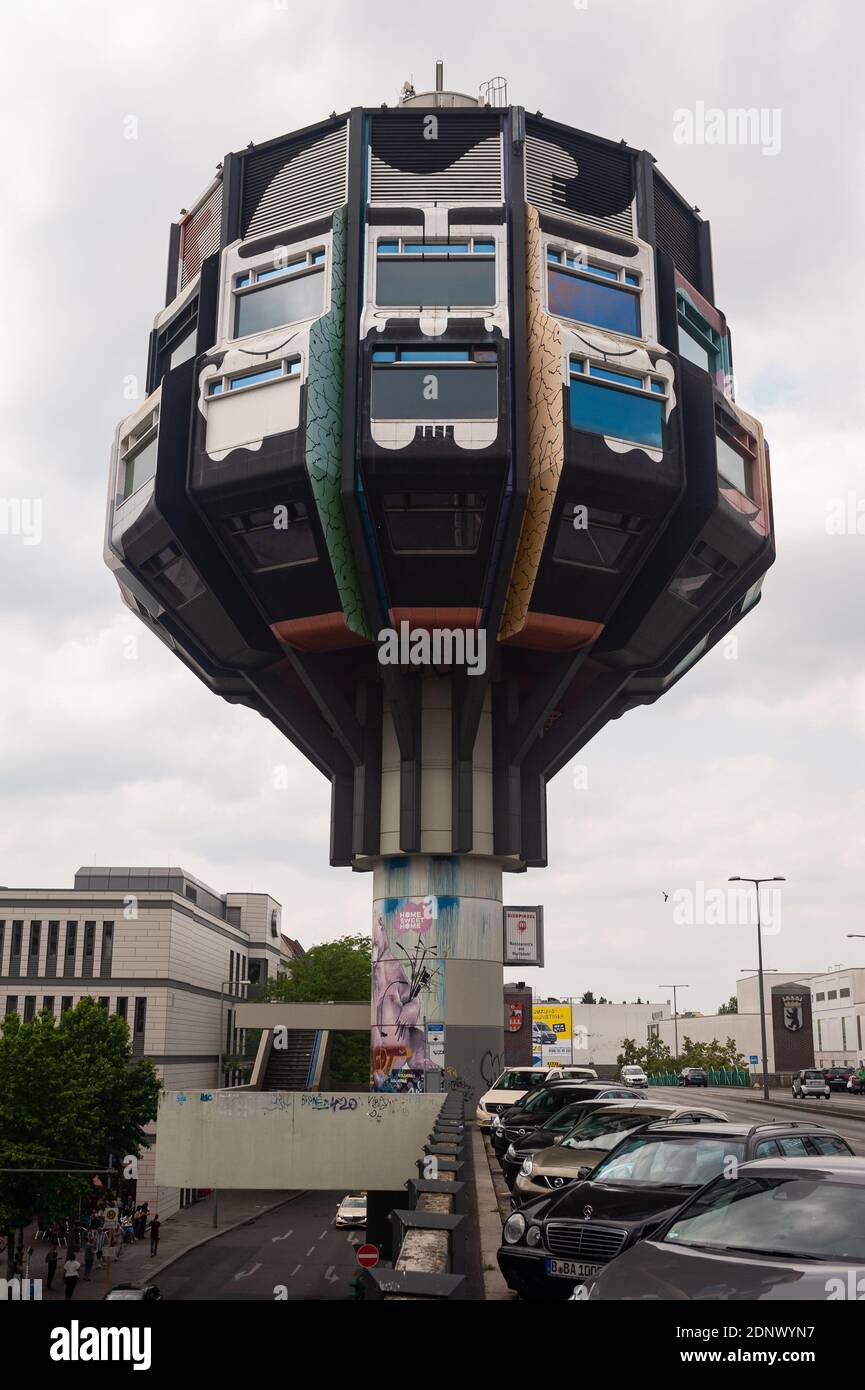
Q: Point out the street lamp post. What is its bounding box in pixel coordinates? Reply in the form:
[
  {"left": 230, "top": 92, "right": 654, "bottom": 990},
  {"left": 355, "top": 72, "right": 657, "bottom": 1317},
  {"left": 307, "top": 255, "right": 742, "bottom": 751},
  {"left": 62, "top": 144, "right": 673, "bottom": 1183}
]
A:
[
  {"left": 730, "top": 876, "right": 786, "bottom": 1102},
  {"left": 659, "top": 984, "right": 688, "bottom": 1062}
]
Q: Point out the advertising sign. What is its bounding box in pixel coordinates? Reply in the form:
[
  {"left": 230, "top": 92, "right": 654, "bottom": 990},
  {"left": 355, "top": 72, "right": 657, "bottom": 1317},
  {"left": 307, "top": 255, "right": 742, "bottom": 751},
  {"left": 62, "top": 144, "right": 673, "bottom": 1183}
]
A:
[
  {"left": 503, "top": 906, "right": 544, "bottom": 966},
  {"left": 532, "top": 1002, "right": 572, "bottom": 1066}
]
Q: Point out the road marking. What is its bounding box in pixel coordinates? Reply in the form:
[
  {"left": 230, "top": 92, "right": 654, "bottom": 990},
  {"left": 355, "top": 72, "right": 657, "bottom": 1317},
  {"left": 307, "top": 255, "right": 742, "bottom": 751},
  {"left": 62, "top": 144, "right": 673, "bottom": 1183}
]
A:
[
  {"left": 324, "top": 1266, "right": 339, "bottom": 1283},
  {"left": 234, "top": 1262, "right": 261, "bottom": 1281},
  {"left": 271, "top": 1230, "right": 294, "bottom": 1243},
  {"left": 319, "top": 1229, "right": 327, "bottom": 1240},
  {"left": 290, "top": 1264, "right": 301, "bottom": 1277},
  {"left": 306, "top": 1246, "right": 315, "bottom": 1257}
]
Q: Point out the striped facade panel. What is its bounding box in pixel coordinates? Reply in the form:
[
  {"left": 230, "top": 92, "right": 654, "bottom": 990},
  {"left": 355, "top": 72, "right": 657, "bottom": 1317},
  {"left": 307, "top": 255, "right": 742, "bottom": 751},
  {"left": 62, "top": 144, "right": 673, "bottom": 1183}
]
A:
[
  {"left": 653, "top": 171, "right": 701, "bottom": 288},
  {"left": 178, "top": 181, "right": 223, "bottom": 291},
  {"left": 524, "top": 122, "right": 635, "bottom": 236},
  {"left": 241, "top": 124, "right": 348, "bottom": 238},
  {"left": 368, "top": 113, "right": 503, "bottom": 202}
]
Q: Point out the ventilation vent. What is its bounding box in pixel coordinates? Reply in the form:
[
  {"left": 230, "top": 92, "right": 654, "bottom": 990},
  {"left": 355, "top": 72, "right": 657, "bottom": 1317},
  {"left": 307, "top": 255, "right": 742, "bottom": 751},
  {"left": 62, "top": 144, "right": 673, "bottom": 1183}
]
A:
[
  {"left": 241, "top": 123, "right": 348, "bottom": 238},
  {"left": 653, "top": 172, "right": 701, "bottom": 289},
  {"left": 178, "top": 181, "right": 223, "bottom": 292},
  {"left": 525, "top": 122, "right": 635, "bottom": 236},
  {"left": 369, "top": 114, "right": 503, "bottom": 202}
]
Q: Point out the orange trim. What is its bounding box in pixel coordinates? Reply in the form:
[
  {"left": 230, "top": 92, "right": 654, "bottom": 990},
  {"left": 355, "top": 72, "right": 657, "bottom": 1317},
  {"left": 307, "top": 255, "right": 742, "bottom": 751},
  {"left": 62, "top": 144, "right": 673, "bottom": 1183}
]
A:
[
  {"left": 501, "top": 614, "right": 603, "bottom": 652},
  {"left": 388, "top": 607, "right": 482, "bottom": 630},
  {"left": 270, "top": 613, "right": 372, "bottom": 651}
]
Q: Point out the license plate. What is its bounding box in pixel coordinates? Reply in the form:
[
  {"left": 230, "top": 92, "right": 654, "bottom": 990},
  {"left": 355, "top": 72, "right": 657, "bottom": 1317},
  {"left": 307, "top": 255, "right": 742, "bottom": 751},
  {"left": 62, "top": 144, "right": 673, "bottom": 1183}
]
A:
[{"left": 546, "top": 1258, "right": 601, "bottom": 1280}]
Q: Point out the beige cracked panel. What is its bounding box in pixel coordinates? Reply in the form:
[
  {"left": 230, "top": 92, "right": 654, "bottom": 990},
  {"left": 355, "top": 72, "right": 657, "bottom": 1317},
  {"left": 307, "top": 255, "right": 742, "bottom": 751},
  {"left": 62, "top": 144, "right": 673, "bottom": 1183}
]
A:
[{"left": 499, "top": 204, "right": 564, "bottom": 642}]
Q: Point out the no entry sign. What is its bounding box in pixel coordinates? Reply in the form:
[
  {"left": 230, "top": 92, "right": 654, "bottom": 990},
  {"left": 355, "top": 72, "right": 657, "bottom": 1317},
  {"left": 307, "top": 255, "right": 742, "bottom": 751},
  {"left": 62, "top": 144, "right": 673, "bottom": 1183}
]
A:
[{"left": 356, "top": 1243, "right": 379, "bottom": 1269}]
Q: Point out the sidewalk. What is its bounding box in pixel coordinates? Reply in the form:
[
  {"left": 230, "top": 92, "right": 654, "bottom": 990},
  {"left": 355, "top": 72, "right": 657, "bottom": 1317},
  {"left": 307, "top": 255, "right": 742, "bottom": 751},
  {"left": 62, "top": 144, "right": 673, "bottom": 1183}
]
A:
[{"left": 34, "top": 1190, "right": 298, "bottom": 1301}]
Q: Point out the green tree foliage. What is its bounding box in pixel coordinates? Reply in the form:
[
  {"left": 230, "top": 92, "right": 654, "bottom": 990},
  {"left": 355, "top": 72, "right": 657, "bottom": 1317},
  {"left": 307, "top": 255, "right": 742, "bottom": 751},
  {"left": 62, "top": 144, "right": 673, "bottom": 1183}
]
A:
[
  {"left": 617, "top": 1033, "right": 744, "bottom": 1076},
  {"left": 718, "top": 995, "right": 739, "bottom": 1015},
  {"left": 0, "top": 999, "right": 160, "bottom": 1275},
  {"left": 264, "top": 934, "right": 371, "bottom": 1084},
  {"left": 580, "top": 991, "right": 596, "bottom": 1004}
]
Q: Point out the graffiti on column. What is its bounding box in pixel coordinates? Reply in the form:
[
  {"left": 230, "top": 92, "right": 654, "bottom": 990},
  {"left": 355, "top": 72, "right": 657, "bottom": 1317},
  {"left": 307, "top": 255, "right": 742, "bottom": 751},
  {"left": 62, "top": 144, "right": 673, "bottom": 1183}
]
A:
[{"left": 371, "top": 898, "right": 445, "bottom": 1089}]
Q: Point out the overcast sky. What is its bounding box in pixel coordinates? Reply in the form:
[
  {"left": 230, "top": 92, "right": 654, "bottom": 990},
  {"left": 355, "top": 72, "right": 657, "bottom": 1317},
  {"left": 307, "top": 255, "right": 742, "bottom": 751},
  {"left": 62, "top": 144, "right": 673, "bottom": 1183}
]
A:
[{"left": 1, "top": 0, "right": 863, "bottom": 1015}]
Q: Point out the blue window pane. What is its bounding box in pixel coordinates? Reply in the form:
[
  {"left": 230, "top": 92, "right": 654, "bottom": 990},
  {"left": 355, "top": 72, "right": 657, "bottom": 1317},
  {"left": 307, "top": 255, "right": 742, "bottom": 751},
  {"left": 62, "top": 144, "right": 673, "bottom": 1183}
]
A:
[
  {"left": 547, "top": 249, "right": 562, "bottom": 263},
  {"left": 474, "top": 240, "right": 495, "bottom": 254},
  {"left": 257, "top": 259, "right": 305, "bottom": 282},
  {"left": 378, "top": 241, "right": 399, "bottom": 254},
  {"left": 399, "top": 349, "right": 471, "bottom": 362},
  {"left": 402, "top": 242, "right": 469, "bottom": 255},
  {"left": 549, "top": 267, "right": 640, "bottom": 336},
  {"left": 311, "top": 250, "right": 326, "bottom": 264},
  {"left": 589, "top": 365, "right": 643, "bottom": 389},
  {"left": 651, "top": 380, "right": 665, "bottom": 394},
  {"left": 207, "top": 381, "right": 224, "bottom": 396},
  {"left": 229, "top": 366, "right": 284, "bottom": 390},
  {"left": 570, "top": 378, "right": 664, "bottom": 449},
  {"left": 580, "top": 263, "right": 618, "bottom": 281},
  {"left": 569, "top": 358, "right": 586, "bottom": 376},
  {"left": 372, "top": 350, "right": 397, "bottom": 362},
  {"left": 236, "top": 274, "right": 251, "bottom": 288},
  {"left": 624, "top": 272, "right": 640, "bottom": 286}
]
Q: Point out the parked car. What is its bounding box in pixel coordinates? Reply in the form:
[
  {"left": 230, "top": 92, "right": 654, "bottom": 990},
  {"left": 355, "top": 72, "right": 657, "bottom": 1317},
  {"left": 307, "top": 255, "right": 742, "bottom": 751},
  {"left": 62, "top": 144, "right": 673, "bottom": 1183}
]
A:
[
  {"left": 586, "top": 1155, "right": 865, "bottom": 1300},
  {"left": 490, "top": 1081, "right": 638, "bottom": 1160},
  {"left": 533, "top": 1021, "right": 558, "bottom": 1046},
  {"left": 335, "top": 1194, "right": 367, "bottom": 1228},
  {"left": 847, "top": 1070, "right": 865, "bottom": 1095},
  {"left": 104, "top": 1283, "right": 163, "bottom": 1301},
  {"left": 678, "top": 1067, "right": 708, "bottom": 1087},
  {"left": 476, "top": 1068, "right": 554, "bottom": 1128},
  {"left": 501, "top": 1100, "right": 637, "bottom": 1190},
  {"left": 824, "top": 1066, "right": 856, "bottom": 1092},
  {"left": 496, "top": 1121, "right": 853, "bottom": 1300},
  {"left": 793, "top": 1068, "right": 831, "bottom": 1100},
  {"left": 620, "top": 1065, "right": 648, "bottom": 1089},
  {"left": 511, "top": 1102, "right": 728, "bottom": 1202}
]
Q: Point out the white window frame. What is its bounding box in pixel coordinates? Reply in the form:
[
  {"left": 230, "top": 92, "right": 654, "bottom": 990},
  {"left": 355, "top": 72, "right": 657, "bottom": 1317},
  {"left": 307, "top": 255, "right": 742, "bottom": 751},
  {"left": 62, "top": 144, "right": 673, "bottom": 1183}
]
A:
[
  {"left": 542, "top": 230, "right": 657, "bottom": 345},
  {"left": 207, "top": 355, "right": 302, "bottom": 398}
]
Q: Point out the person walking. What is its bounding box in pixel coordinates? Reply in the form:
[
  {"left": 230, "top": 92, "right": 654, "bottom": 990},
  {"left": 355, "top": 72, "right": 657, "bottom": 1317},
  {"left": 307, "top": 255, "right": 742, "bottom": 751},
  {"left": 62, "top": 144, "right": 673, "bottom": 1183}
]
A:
[
  {"left": 45, "top": 1246, "right": 58, "bottom": 1292},
  {"left": 83, "top": 1238, "right": 95, "bottom": 1282},
  {"left": 63, "top": 1254, "right": 81, "bottom": 1300},
  {"left": 148, "top": 1215, "right": 160, "bottom": 1257},
  {"left": 857, "top": 1060, "right": 865, "bottom": 1095}
]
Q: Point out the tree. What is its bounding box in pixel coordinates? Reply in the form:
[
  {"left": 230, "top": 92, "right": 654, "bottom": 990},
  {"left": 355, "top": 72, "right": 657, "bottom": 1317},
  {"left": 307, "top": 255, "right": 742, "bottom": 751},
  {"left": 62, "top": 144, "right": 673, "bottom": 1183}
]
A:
[
  {"left": 265, "top": 934, "right": 371, "bottom": 1084},
  {"left": 0, "top": 1000, "right": 160, "bottom": 1277},
  {"left": 580, "top": 991, "right": 596, "bottom": 1004},
  {"left": 718, "top": 996, "right": 738, "bottom": 1015}
]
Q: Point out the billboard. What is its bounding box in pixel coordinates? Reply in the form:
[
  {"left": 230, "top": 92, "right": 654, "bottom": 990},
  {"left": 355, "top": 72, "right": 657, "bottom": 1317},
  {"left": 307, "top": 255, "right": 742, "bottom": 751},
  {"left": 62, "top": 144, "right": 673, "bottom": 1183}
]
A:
[
  {"left": 503, "top": 906, "right": 544, "bottom": 966},
  {"left": 532, "top": 1001, "right": 572, "bottom": 1066}
]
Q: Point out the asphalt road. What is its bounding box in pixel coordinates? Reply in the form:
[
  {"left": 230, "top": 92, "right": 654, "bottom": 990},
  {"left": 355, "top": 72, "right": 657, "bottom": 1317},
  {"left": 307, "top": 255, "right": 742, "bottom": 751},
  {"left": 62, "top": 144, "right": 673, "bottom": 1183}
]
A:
[
  {"left": 688, "top": 1085, "right": 865, "bottom": 1152},
  {"left": 157, "top": 1191, "right": 367, "bottom": 1301}
]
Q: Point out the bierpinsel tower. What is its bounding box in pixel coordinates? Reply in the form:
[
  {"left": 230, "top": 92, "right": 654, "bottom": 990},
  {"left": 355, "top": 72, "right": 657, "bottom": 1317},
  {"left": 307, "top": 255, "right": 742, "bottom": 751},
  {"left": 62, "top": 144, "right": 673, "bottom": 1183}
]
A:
[{"left": 105, "top": 67, "right": 774, "bottom": 1102}]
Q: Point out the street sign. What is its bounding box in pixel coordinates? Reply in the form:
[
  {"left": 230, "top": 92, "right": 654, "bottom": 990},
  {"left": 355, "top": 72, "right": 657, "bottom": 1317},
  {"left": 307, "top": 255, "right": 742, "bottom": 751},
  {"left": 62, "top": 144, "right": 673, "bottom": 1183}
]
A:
[
  {"left": 356, "top": 1243, "right": 379, "bottom": 1270},
  {"left": 103, "top": 1206, "right": 119, "bottom": 1230},
  {"left": 503, "top": 906, "right": 544, "bottom": 967},
  {"left": 749, "top": 1056, "right": 759, "bottom": 1066}
]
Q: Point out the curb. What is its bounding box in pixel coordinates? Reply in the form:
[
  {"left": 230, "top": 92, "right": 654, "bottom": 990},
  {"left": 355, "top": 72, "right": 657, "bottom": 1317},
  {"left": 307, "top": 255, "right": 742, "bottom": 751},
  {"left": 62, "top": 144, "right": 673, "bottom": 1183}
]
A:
[
  {"left": 145, "top": 1192, "right": 306, "bottom": 1282},
  {"left": 470, "top": 1126, "right": 512, "bottom": 1301}
]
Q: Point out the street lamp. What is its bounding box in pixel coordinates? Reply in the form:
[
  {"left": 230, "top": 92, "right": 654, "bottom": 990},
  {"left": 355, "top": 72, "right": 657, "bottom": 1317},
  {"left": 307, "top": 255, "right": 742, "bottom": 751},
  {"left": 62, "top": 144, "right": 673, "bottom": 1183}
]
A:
[
  {"left": 729, "top": 876, "right": 786, "bottom": 1102},
  {"left": 659, "top": 983, "right": 689, "bottom": 1060}
]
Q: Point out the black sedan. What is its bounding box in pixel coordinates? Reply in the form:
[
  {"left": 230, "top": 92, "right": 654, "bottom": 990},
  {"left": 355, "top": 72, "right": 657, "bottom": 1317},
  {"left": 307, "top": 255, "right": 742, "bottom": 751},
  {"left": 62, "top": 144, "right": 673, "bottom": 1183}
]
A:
[
  {"left": 587, "top": 1156, "right": 865, "bottom": 1300},
  {"left": 496, "top": 1121, "right": 854, "bottom": 1300},
  {"left": 490, "top": 1081, "right": 636, "bottom": 1162},
  {"left": 678, "top": 1067, "right": 708, "bottom": 1087}
]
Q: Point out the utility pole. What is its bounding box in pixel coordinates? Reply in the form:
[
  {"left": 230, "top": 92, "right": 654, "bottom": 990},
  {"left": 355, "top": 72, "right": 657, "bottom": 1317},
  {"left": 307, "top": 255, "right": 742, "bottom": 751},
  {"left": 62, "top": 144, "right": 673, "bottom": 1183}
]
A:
[
  {"left": 659, "top": 984, "right": 688, "bottom": 1062},
  {"left": 730, "top": 876, "right": 786, "bottom": 1102}
]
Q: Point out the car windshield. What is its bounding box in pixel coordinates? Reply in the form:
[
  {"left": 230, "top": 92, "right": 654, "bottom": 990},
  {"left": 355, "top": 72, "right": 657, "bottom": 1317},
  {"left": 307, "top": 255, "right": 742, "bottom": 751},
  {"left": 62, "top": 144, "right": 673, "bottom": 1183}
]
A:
[
  {"left": 590, "top": 1135, "right": 747, "bottom": 1186},
  {"left": 539, "top": 1103, "right": 597, "bottom": 1134},
  {"left": 803, "top": 1071, "right": 825, "bottom": 1081},
  {"left": 342, "top": 1199, "right": 365, "bottom": 1209},
  {"left": 664, "top": 1175, "right": 865, "bottom": 1261},
  {"left": 561, "top": 1113, "right": 650, "bottom": 1151},
  {"left": 494, "top": 1071, "right": 545, "bottom": 1091}
]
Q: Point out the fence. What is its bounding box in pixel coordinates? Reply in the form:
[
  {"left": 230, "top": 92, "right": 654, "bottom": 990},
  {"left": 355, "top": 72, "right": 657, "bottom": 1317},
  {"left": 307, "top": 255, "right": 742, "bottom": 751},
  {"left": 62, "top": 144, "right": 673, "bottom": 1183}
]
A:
[{"left": 648, "top": 1068, "right": 750, "bottom": 1088}]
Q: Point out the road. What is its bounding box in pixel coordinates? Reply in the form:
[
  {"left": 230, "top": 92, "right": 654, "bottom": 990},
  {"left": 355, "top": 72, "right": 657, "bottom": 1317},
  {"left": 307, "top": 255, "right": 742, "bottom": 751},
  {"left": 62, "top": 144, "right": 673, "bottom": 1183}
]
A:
[
  {"left": 689, "top": 1085, "right": 865, "bottom": 1152},
  {"left": 157, "top": 1191, "right": 366, "bottom": 1300}
]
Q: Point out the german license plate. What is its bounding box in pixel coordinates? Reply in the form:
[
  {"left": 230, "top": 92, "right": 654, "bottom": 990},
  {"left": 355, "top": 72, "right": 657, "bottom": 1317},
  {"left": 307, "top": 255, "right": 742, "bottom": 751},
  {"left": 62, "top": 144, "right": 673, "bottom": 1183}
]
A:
[{"left": 546, "top": 1258, "right": 601, "bottom": 1279}]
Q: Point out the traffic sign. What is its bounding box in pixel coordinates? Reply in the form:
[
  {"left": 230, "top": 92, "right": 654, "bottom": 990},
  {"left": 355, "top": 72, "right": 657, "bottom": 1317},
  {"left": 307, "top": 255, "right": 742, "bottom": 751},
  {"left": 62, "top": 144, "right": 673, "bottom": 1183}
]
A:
[
  {"left": 749, "top": 1056, "right": 759, "bottom": 1066},
  {"left": 356, "top": 1243, "right": 379, "bottom": 1269}
]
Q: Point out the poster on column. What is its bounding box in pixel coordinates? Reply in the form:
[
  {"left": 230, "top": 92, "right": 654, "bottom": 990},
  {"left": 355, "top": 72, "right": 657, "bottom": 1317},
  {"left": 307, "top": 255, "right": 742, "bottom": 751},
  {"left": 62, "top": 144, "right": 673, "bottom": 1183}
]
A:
[{"left": 532, "top": 1002, "right": 572, "bottom": 1066}]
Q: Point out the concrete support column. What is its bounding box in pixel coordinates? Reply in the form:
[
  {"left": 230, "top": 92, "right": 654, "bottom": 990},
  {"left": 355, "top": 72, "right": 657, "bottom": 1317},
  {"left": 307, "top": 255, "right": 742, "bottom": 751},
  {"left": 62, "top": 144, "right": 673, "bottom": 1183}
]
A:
[{"left": 371, "top": 854, "right": 504, "bottom": 1109}]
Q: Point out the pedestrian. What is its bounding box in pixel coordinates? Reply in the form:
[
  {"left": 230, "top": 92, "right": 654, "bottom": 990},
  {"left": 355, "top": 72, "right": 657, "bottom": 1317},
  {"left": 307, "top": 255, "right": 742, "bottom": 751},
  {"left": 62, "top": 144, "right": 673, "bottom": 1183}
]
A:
[
  {"left": 83, "top": 1238, "right": 95, "bottom": 1281},
  {"left": 857, "top": 1060, "right": 865, "bottom": 1095},
  {"left": 94, "top": 1226, "right": 106, "bottom": 1267},
  {"left": 63, "top": 1254, "right": 81, "bottom": 1300},
  {"left": 45, "top": 1246, "right": 58, "bottom": 1291},
  {"left": 149, "top": 1215, "right": 160, "bottom": 1257}
]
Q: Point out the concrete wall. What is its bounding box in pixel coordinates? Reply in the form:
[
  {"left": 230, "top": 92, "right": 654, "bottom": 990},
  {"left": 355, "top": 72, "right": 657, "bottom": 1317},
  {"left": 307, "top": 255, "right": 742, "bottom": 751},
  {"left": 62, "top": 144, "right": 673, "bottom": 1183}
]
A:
[
  {"left": 655, "top": 1013, "right": 766, "bottom": 1068},
  {"left": 156, "top": 1089, "right": 445, "bottom": 1190}
]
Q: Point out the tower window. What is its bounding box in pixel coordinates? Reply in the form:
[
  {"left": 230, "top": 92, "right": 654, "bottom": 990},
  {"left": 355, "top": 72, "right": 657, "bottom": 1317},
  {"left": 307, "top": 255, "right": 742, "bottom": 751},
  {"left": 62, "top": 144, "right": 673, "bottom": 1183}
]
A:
[
  {"left": 383, "top": 493, "right": 486, "bottom": 554},
  {"left": 548, "top": 247, "right": 641, "bottom": 337},
  {"left": 372, "top": 348, "right": 498, "bottom": 421},
  {"left": 553, "top": 504, "right": 643, "bottom": 571},
  {"left": 224, "top": 501, "right": 317, "bottom": 572},
  {"left": 376, "top": 237, "right": 496, "bottom": 307},
  {"left": 207, "top": 357, "right": 301, "bottom": 397},
  {"left": 715, "top": 408, "right": 757, "bottom": 498},
  {"left": 677, "top": 293, "right": 726, "bottom": 380},
  {"left": 141, "top": 542, "right": 205, "bottom": 606},
  {"left": 120, "top": 409, "right": 159, "bottom": 502},
  {"left": 233, "top": 250, "right": 326, "bottom": 339},
  {"left": 568, "top": 357, "right": 666, "bottom": 450},
  {"left": 668, "top": 540, "right": 735, "bottom": 607}
]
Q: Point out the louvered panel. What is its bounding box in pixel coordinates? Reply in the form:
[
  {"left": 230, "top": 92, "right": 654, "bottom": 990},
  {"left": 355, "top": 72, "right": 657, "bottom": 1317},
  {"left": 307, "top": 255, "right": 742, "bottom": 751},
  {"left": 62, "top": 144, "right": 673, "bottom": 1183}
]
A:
[
  {"left": 369, "top": 114, "right": 503, "bottom": 202},
  {"left": 178, "top": 182, "right": 222, "bottom": 291},
  {"left": 524, "top": 124, "right": 635, "bottom": 237},
  {"left": 241, "top": 125, "right": 348, "bottom": 238},
  {"left": 653, "top": 172, "right": 701, "bottom": 288}
]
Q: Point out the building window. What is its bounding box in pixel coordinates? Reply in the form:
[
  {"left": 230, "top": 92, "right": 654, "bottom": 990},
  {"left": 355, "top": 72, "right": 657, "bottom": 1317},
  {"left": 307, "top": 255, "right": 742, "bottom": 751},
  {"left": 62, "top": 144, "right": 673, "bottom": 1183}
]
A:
[
  {"left": 554, "top": 503, "right": 643, "bottom": 571},
  {"left": 120, "top": 408, "right": 159, "bottom": 502},
  {"left": 61, "top": 996, "right": 73, "bottom": 1016},
  {"left": 226, "top": 906, "right": 242, "bottom": 928},
  {"left": 207, "top": 356, "right": 301, "bottom": 397},
  {"left": 548, "top": 248, "right": 641, "bottom": 336},
  {"left": 141, "top": 542, "right": 205, "bottom": 607},
  {"left": 828, "top": 990, "right": 837, "bottom": 1001},
  {"left": 376, "top": 237, "right": 496, "bottom": 307},
  {"left": 154, "top": 297, "right": 198, "bottom": 382},
  {"left": 5, "top": 997, "right": 18, "bottom": 1016},
  {"left": 134, "top": 997, "right": 147, "bottom": 1038},
  {"left": 82, "top": 922, "right": 96, "bottom": 979},
  {"left": 63, "top": 922, "right": 77, "bottom": 978},
  {"left": 28, "top": 922, "right": 41, "bottom": 971},
  {"left": 184, "top": 885, "right": 198, "bottom": 904},
  {"left": 233, "top": 250, "right": 326, "bottom": 339},
  {"left": 46, "top": 921, "right": 59, "bottom": 975},
  {"left": 0, "top": 921, "right": 4, "bottom": 975},
  {"left": 383, "top": 492, "right": 486, "bottom": 554},
  {"left": 817, "top": 1019, "right": 823, "bottom": 1049},
  {"left": 858, "top": 1016, "right": 863, "bottom": 1050},
  {"left": 568, "top": 357, "right": 666, "bottom": 450},
  {"left": 715, "top": 407, "right": 757, "bottom": 497},
  {"left": 677, "top": 294, "right": 723, "bottom": 375},
  {"left": 43, "top": 996, "right": 55, "bottom": 1018},
  {"left": 840, "top": 987, "right": 851, "bottom": 998},
  {"left": 842, "top": 1017, "right": 848, "bottom": 1050},
  {"left": 23, "top": 996, "right": 36, "bottom": 1023},
  {"left": 668, "top": 540, "right": 735, "bottom": 608},
  {"left": 116, "top": 996, "right": 129, "bottom": 1021},
  {"left": 371, "top": 347, "right": 498, "bottom": 420},
  {"left": 100, "top": 923, "right": 114, "bottom": 977},
  {"left": 9, "top": 921, "right": 23, "bottom": 975},
  {"left": 224, "top": 501, "right": 317, "bottom": 573},
  {"left": 98, "top": 997, "right": 109, "bottom": 1010},
  {"left": 816, "top": 992, "right": 825, "bottom": 1002}
]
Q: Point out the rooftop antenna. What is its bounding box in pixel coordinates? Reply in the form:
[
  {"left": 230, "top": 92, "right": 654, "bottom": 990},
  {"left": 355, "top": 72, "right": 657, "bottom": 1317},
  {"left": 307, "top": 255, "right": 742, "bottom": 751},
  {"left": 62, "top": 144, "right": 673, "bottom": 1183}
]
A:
[{"left": 435, "top": 59, "right": 443, "bottom": 93}]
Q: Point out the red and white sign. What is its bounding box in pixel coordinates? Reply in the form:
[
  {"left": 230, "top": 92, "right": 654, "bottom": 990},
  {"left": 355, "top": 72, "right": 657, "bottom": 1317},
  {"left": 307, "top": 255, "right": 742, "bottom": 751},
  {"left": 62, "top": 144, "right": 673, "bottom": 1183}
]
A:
[
  {"left": 356, "top": 1243, "right": 380, "bottom": 1269},
  {"left": 503, "top": 906, "right": 544, "bottom": 966}
]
